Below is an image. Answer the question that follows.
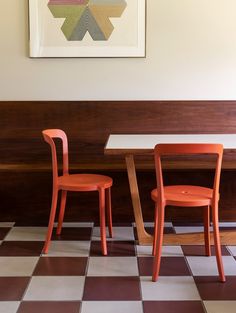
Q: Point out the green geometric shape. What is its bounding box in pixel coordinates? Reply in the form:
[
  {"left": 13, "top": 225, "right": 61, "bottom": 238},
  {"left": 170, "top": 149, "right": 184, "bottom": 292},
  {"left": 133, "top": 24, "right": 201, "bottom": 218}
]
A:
[{"left": 48, "top": 5, "right": 86, "bottom": 39}]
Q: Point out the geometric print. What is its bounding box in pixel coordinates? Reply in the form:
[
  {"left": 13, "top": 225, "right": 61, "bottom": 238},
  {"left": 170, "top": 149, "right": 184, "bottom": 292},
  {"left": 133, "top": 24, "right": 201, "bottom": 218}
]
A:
[{"left": 48, "top": 0, "right": 127, "bottom": 41}]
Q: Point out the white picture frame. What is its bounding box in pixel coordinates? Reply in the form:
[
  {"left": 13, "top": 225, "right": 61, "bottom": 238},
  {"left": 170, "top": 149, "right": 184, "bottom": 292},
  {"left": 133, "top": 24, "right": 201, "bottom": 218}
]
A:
[{"left": 29, "top": 0, "right": 146, "bottom": 58}]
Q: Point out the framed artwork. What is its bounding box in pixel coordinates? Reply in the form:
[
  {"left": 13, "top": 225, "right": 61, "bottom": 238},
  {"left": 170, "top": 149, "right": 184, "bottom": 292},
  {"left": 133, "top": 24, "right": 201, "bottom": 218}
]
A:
[{"left": 29, "top": 0, "right": 146, "bottom": 58}]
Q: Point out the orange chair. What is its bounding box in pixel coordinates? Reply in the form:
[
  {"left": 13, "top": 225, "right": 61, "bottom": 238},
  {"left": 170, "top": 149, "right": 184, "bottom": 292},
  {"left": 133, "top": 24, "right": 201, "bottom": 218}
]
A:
[
  {"left": 42, "top": 129, "right": 113, "bottom": 255},
  {"left": 151, "top": 143, "right": 225, "bottom": 282}
]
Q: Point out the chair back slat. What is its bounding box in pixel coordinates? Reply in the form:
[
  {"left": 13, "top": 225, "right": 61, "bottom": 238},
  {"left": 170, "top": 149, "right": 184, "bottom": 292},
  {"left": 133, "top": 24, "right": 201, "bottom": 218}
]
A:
[
  {"left": 42, "top": 129, "right": 69, "bottom": 182},
  {"left": 154, "top": 143, "right": 223, "bottom": 203}
]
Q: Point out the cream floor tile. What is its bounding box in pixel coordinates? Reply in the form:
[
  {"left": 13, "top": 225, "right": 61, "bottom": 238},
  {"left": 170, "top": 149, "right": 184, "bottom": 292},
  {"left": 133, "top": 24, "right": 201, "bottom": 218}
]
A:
[
  {"left": 23, "top": 276, "right": 85, "bottom": 300},
  {"left": 135, "top": 245, "right": 152, "bottom": 257},
  {"left": 5, "top": 227, "right": 47, "bottom": 241},
  {"left": 204, "top": 301, "right": 236, "bottom": 313},
  {"left": 87, "top": 257, "right": 139, "bottom": 276},
  {"left": 92, "top": 227, "right": 134, "bottom": 241},
  {"left": 0, "top": 257, "right": 39, "bottom": 276},
  {"left": 43, "top": 241, "right": 91, "bottom": 257},
  {"left": 186, "top": 256, "right": 236, "bottom": 276},
  {"left": 0, "top": 222, "right": 15, "bottom": 227},
  {"left": 0, "top": 302, "right": 20, "bottom": 313},
  {"left": 174, "top": 226, "right": 213, "bottom": 234},
  {"left": 143, "top": 222, "right": 155, "bottom": 227},
  {"left": 227, "top": 246, "right": 236, "bottom": 256},
  {"left": 219, "top": 222, "right": 236, "bottom": 227},
  {"left": 136, "top": 245, "right": 183, "bottom": 257},
  {"left": 81, "top": 301, "right": 143, "bottom": 313},
  {"left": 140, "top": 276, "right": 201, "bottom": 300}
]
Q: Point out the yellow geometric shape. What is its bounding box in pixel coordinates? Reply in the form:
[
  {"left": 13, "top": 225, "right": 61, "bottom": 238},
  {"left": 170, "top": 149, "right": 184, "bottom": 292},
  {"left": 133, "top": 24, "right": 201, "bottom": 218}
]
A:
[
  {"left": 89, "top": 4, "right": 127, "bottom": 40},
  {"left": 48, "top": 4, "right": 86, "bottom": 39}
]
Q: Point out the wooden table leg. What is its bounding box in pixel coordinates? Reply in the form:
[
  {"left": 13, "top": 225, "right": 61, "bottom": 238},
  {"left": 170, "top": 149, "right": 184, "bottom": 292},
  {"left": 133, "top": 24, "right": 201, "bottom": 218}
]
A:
[{"left": 125, "top": 155, "right": 153, "bottom": 245}]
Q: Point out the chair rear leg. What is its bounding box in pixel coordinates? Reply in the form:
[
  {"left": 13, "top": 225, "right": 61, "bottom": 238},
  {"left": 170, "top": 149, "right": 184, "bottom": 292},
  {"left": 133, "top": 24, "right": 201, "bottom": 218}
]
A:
[
  {"left": 152, "top": 203, "right": 158, "bottom": 256},
  {"left": 56, "top": 190, "right": 67, "bottom": 235},
  {"left": 152, "top": 202, "right": 165, "bottom": 282},
  {"left": 99, "top": 188, "right": 107, "bottom": 255},
  {"left": 203, "top": 205, "right": 211, "bottom": 256},
  {"left": 43, "top": 189, "right": 58, "bottom": 254},
  {"left": 212, "top": 203, "right": 225, "bottom": 282},
  {"left": 106, "top": 188, "right": 113, "bottom": 238}
]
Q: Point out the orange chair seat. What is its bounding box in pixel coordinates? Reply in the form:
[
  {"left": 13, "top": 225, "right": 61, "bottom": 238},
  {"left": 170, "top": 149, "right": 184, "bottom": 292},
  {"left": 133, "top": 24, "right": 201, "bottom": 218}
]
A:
[
  {"left": 58, "top": 174, "right": 113, "bottom": 191},
  {"left": 151, "top": 185, "right": 218, "bottom": 207}
]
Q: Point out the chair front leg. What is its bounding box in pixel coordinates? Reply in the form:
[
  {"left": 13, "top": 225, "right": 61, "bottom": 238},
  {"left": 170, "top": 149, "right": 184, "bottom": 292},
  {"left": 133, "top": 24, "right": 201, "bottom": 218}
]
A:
[
  {"left": 56, "top": 190, "right": 67, "bottom": 235},
  {"left": 212, "top": 202, "right": 225, "bottom": 282},
  {"left": 99, "top": 188, "right": 107, "bottom": 255},
  {"left": 43, "top": 188, "right": 59, "bottom": 254},
  {"left": 152, "top": 201, "right": 165, "bottom": 282},
  {"left": 203, "top": 205, "right": 211, "bottom": 256},
  {"left": 106, "top": 188, "right": 113, "bottom": 238}
]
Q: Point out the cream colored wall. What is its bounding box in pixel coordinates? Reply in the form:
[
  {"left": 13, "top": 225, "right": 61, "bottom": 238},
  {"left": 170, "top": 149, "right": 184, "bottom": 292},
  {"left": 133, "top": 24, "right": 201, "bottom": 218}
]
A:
[{"left": 1, "top": 0, "right": 236, "bottom": 100}]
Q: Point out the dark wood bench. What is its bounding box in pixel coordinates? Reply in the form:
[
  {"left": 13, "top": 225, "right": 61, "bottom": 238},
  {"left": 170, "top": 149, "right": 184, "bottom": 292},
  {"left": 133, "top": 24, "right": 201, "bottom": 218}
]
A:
[{"left": 1, "top": 100, "right": 236, "bottom": 224}]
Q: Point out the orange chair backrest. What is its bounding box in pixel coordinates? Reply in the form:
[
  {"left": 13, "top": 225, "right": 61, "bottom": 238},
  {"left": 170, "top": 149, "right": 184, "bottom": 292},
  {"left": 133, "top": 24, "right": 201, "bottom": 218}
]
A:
[
  {"left": 42, "top": 129, "right": 69, "bottom": 182},
  {"left": 154, "top": 143, "right": 223, "bottom": 203}
]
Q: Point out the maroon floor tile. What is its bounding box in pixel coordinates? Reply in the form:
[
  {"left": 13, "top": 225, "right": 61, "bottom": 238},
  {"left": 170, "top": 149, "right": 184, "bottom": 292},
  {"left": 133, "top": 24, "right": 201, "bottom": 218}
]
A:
[
  {"left": 143, "top": 301, "right": 205, "bottom": 313},
  {"left": 138, "top": 257, "right": 190, "bottom": 276},
  {"left": 0, "top": 227, "right": 11, "bottom": 240},
  {"left": 113, "top": 222, "right": 133, "bottom": 226},
  {"left": 51, "top": 227, "right": 92, "bottom": 241},
  {"left": 0, "top": 241, "right": 44, "bottom": 256},
  {"left": 219, "top": 226, "right": 236, "bottom": 231},
  {"left": 181, "top": 245, "right": 230, "bottom": 256},
  {"left": 163, "top": 227, "right": 176, "bottom": 234},
  {"left": 194, "top": 276, "right": 236, "bottom": 300},
  {"left": 173, "top": 222, "right": 204, "bottom": 227},
  {"left": 83, "top": 277, "right": 141, "bottom": 300},
  {"left": 94, "top": 222, "right": 133, "bottom": 227},
  {"left": 33, "top": 257, "right": 88, "bottom": 276},
  {"left": 134, "top": 227, "right": 174, "bottom": 240},
  {"left": 90, "top": 241, "right": 135, "bottom": 256},
  {"left": 17, "top": 301, "right": 81, "bottom": 313},
  {"left": 0, "top": 277, "right": 30, "bottom": 300}
]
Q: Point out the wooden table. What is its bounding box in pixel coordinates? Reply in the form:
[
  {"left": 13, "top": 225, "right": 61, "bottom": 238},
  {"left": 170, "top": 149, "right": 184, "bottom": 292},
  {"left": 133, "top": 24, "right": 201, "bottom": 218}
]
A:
[{"left": 105, "top": 134, "right": 236, "bottom": 245}]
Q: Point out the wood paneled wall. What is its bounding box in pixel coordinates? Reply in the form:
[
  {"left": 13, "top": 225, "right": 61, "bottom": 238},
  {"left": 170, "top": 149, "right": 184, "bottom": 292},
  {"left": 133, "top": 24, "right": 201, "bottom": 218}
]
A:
[{"left": 1, "top": 101, "right": 236, "bottom": 224}]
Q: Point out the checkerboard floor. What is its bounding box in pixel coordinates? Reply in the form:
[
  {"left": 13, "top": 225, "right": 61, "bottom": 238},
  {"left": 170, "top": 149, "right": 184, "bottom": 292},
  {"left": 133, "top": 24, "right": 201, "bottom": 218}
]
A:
[{"left": 0, "top": 222, "right": 236, "bottom": 313}]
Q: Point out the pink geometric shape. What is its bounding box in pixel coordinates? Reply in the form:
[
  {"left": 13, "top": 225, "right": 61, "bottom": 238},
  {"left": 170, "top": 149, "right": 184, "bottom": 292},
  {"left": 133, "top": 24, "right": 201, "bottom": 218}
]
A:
[{"left": 48, "top": 0, "right": 88, "bottom": 4}]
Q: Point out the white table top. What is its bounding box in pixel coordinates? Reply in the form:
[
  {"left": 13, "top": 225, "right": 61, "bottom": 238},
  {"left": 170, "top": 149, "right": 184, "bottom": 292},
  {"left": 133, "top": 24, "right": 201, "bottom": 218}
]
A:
[{"left": 105, "top": 134, "right": 236, "bottom": 154}]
